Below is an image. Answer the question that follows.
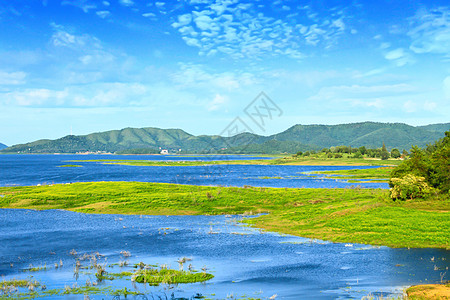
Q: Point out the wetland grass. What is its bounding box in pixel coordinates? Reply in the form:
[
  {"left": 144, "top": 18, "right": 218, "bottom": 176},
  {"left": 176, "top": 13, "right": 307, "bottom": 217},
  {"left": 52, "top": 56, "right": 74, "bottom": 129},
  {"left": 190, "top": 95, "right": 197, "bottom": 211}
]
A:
[{"left": 0, "top": 181, "right": 448, "bottom": 248}]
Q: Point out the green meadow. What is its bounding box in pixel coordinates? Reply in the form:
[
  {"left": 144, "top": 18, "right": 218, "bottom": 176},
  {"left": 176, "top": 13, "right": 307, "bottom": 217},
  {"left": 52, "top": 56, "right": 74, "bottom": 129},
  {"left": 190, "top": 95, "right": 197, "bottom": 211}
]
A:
[{"left": 0, "top": 182, "right": 448, "bottom": 249}]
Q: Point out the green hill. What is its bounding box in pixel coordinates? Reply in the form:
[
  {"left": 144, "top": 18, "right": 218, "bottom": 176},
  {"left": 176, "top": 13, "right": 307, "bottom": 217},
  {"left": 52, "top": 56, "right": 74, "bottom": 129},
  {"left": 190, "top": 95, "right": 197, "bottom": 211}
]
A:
[
  {"left": 273, "top": 122, "right": 447, "bottom": 150},
  {"left": 1, "top": 122, "right": 448, "bottom": 154}
]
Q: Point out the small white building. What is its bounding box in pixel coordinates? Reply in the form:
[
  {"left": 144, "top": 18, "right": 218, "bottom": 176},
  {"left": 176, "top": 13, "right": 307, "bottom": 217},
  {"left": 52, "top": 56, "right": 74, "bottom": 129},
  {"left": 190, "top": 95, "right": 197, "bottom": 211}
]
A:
[{"left": 160, "top": 149, "right": 169, "bottom": 154}]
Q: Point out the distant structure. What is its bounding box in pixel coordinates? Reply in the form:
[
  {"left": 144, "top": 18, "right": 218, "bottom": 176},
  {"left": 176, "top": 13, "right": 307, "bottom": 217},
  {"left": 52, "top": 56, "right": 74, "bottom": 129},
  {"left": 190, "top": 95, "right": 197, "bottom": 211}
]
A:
[{"left": 160, "top": 149, "right": 168, "bottom": 154}]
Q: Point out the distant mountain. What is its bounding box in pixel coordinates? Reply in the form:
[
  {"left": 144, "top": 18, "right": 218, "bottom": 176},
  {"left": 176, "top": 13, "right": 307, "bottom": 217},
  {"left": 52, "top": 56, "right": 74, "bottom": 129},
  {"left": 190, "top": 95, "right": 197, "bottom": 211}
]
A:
[
  {"left": 0, "top": 143, "right": 7, "bottom": 150},
  {"left": 1, "top": 122, "right": 448, "bottom": 154},
  {"left": 272, "top": 122, "right": 448, "bottom": 150},
  {"left": 417, "top": 123, "right": 450, "bottom": 134}
]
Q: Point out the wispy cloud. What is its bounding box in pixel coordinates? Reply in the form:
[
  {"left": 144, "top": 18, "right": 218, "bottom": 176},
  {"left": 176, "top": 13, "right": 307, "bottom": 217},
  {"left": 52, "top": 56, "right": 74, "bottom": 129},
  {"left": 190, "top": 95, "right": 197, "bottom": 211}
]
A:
[
  {"left": 384, "top": 48, "right": 415, "bottom": 66},
  {"left": 408, "top": 6, "right": 450, "bottom": 55},
  {"left": 0, "top": 70, "right": 26, "bottom": 85},
  {"left": 208, "top": 94, "right": 228, "bottom": 111}
]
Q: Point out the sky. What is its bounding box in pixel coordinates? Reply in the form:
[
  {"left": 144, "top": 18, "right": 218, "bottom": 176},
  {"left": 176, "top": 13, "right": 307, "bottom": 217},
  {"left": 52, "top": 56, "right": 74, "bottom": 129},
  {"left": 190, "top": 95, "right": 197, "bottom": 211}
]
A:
[{"left": 0, "top": 0, "right": 449, "bottom": 145}]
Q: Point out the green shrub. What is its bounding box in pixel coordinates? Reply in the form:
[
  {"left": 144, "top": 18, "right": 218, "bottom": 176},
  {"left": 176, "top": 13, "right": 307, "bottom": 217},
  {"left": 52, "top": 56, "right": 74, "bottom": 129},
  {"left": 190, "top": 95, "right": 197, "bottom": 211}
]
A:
[{"left": 389, "top": 174, "right": 436, "bottom": 201}]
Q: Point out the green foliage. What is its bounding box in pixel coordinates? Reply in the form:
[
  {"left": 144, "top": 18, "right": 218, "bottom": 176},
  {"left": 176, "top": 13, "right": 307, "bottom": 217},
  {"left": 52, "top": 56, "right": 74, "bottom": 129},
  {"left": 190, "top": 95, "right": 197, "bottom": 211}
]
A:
[
  {"left": 390, "top": 131, "right": 450, "bottom": 200},
  {"left": 390, "top": 148, "right": 401, "bottom": 159},
  {"left": 132, "top": 267, "right": 214, "bottom": 285},
  {"left": 380, "top": 150, "right": 389, "bottom": 160},
  {"left": 390, "top": 175, "right": 435, "bottom": 201},
  {"left": 353, "top": 151, "right": 362, "bottom": 159}
]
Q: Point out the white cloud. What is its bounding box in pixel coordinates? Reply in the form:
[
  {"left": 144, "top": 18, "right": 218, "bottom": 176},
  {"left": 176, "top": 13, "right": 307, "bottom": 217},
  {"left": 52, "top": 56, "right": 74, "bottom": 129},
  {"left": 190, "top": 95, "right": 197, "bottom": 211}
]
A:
[
  {"left": 142, "top": 12, "right": 156, "bottom": 18},
  {"left": 61, "top": 0, "right": 96, "bottom": 13},
  {"left": 172, "top": 1, "right": 351, "bottom": 60},
  {"left": 119, "top": 0, "right": 134, "bottom": 7},
  {"left": 172, "top": 14, "right": 192, "bottom": 28},
  {"left": 408, "top": 7, "right": 450, "bottom": 55},
  {"left": 384, "top": 48, "right": 415, "bottom": 66},
  {"left": 208, "top": 94, "right": 228, "bottom": 111},
  {"left": 3, "top": 83, "right": 148, "bottom": 107},
  {"left": 96, "top": 10, "right": 111, "bottom": 18},
  {"left": 0, "top": 71, "right": 26, "bottom": 85},
  {"left": 51, "top": 24, "right": 101, "bottom": 50},
  {"left": 171, "top": 63, "right": 256, "bottom": 91},
  {"left": 4, "top": 88, "right": 67, "bottom": 106}
]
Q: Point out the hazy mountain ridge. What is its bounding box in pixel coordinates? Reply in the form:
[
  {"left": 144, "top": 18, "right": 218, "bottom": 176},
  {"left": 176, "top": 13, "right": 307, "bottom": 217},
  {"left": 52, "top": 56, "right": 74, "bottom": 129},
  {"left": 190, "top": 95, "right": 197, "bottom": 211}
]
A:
[
  {"left": 1, "top": 122, "right": 449, "bottom": 154},
  {"left": 0, "top": 143, "right": 7, "bottom": 150}
]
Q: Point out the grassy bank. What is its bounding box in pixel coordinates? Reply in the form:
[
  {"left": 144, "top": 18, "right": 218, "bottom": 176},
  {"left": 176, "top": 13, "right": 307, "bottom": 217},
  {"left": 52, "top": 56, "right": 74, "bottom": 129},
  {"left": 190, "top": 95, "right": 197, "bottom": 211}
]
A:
[
  {"left": 310, "top": 167, "right": 394, "bottom": 183},
  {"left": 70, "top": 156, "right": 403, "bottom": 167},
  {"left": 0, "top": 182, "right": 448, "bottom": 249}
]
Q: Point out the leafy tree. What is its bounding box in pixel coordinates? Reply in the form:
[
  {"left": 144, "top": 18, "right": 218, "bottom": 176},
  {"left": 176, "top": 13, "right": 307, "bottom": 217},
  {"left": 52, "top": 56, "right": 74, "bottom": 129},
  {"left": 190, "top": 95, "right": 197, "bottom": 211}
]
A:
[
  {"left": 402, "top": 149, "right": 409, "bottom": 157},
  {"left": 359, "top": 146, "right": 367, "bottom": 155},
  {"left": 296, "top": 151, "right": 303, "bottom": 156},
  {"left": 390, "top": 148, "right": 401, "bottom": 159},
  {"left": 353, "top": 151, "right": 362, "bottom": 159},
  {"left": 380, "top": 150, "right": 389, "bottom": 160},
  {"left": 381, "top": 142, "right": 389, "bottom": 160},
  {"left": 389, "top": 131, "right": 450, "bottom": 199}
]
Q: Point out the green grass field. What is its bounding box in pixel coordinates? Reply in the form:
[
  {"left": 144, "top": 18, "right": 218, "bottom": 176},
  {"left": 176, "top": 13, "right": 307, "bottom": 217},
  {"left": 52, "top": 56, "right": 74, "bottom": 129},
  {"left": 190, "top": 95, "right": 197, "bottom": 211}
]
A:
[
  {"left": 1, "top": 182, "right": 448, "bottom": 249},
  {"left": 69, "top": 155, "right": 404, "bottom": 167}
]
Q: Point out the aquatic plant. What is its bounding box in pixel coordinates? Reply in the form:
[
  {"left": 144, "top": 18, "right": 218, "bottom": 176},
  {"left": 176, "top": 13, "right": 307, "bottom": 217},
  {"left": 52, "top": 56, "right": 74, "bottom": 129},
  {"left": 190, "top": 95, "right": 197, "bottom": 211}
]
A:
[{"left": 132, "top": 266, "right": 214, "bottom": 286}]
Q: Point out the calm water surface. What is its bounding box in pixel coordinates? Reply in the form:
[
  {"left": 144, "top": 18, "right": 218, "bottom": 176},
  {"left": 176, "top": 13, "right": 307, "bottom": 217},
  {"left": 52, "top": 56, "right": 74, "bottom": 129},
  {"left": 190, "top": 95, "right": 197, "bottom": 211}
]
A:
[
  {"left": 0, "top": 154, "right": 387, "bottom": 188},
  {"left": 0, "top": 209, "right": 447, "bottom": 300},
  {"left": 1, "top": 155, "right": 445, "bottom": 299}
]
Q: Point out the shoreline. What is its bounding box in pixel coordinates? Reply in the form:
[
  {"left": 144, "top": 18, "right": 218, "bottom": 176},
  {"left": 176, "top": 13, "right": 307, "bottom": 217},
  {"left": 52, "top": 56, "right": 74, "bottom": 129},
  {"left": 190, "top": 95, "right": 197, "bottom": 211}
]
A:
[{"left": 1, "top": 181, "right": 448, "bottom": 249}]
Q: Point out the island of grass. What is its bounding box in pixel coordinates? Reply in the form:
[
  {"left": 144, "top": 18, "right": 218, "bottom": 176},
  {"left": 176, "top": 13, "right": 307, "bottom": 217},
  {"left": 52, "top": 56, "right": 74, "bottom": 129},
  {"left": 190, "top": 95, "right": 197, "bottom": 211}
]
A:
[
  {"left": 69, "top": 154, "right": 404, "bottom": 167},
  {"left": 309, "top": 167, "right": 394, "bottom": 183},
  {"left": 57, "top": 164, "right": 83, "bottom": 168},
  {"left": 133, "top": 267, "right": 214, "bottom": 285},
  {"left": 0, "top": 181, "right": 448, "bottom": 249}
]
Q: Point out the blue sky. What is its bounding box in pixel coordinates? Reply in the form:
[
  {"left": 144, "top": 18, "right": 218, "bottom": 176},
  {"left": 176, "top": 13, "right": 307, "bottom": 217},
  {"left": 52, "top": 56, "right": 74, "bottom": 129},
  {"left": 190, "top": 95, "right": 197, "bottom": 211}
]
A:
[{"left": 0, "top": 0, "right": 449, "bottom": 145}]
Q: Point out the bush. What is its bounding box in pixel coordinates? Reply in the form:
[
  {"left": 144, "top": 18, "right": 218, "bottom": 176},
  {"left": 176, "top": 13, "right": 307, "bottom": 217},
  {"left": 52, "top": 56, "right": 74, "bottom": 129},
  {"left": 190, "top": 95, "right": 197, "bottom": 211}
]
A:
[
  {"left": 334, "top": 153, "right": 343, "bottom": 158},
  {"left": 381, "top": 151, "right": 389, "bottom": 160},
  {"left": 353, "top": 151, "right": 362, "bottom": 159},
  {"left": 389, "top": 174, "right": 435, "bottom": 201},
  {"left": 390, "top": 148, "right": 401, "bottom": 159}
]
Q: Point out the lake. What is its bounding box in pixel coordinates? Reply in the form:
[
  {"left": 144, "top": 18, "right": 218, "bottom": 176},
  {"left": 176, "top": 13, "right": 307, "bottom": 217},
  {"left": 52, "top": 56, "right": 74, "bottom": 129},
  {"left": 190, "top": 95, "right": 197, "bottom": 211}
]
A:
[
  {"left": 0, "top": 154, "right": 387, "bottom": 188},
  {"left": 1, "top": 209, "right": 447, "bottom": 299},
  {"left": 0, "top": 154, "right": 444, "bottom": 299}
]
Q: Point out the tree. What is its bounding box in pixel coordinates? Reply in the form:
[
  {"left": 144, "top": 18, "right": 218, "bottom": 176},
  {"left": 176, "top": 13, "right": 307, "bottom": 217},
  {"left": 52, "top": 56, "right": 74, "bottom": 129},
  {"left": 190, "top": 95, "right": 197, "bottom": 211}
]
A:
[
  {"left": 389, "top": 131, "right": 450, "bottom": 199},
  {"left": 402, "top": 149, "right": 409, "bottom": 157},
  {"left": 359, "top": 146, "right": 367, "bottom": 155},
  {"left": 390, "top": 148, "right": 401, "bottom": 159},
  {"left": 353, "top": 151, "right": 362, "bottom": 159},
  {"left": 381, "top": 142, "right": 389, "bottom": 160},
  {"left": 381, "top": 151, "right": 389, "bottom": 160}
]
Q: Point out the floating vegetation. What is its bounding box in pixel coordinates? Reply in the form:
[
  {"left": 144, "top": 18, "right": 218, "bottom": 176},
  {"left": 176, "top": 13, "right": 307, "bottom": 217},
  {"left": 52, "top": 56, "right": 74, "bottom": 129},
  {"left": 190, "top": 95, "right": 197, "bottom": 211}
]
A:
[
  {"left": 57, "top": 164, "right": 83, "bottom": 168},
  {"left": 132, "top": 266, "right": 214, "bottom": 286}
]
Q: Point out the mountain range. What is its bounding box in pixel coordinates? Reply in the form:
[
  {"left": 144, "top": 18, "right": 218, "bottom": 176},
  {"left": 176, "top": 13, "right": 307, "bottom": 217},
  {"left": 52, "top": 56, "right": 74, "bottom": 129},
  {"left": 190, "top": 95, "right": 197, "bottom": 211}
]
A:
[
  {"left": 0, "top": 143, "right": 7, "bottom": 150},
  {"left": 1, "top": 122, "right": 449, "bottom": 154}
]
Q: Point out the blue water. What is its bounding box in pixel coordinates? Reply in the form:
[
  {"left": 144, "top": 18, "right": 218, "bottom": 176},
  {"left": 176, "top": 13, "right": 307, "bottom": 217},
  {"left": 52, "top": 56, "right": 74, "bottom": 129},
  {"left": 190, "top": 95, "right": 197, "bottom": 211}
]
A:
[
  {"left": 1, "top": 154, "right": 443, "bottom": 299},
  {"left": 0, "top": 209, "right": 447, "bottom": 300},
  {"left": 0, "top": 154, "right": 388, "bottom": 188}
]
